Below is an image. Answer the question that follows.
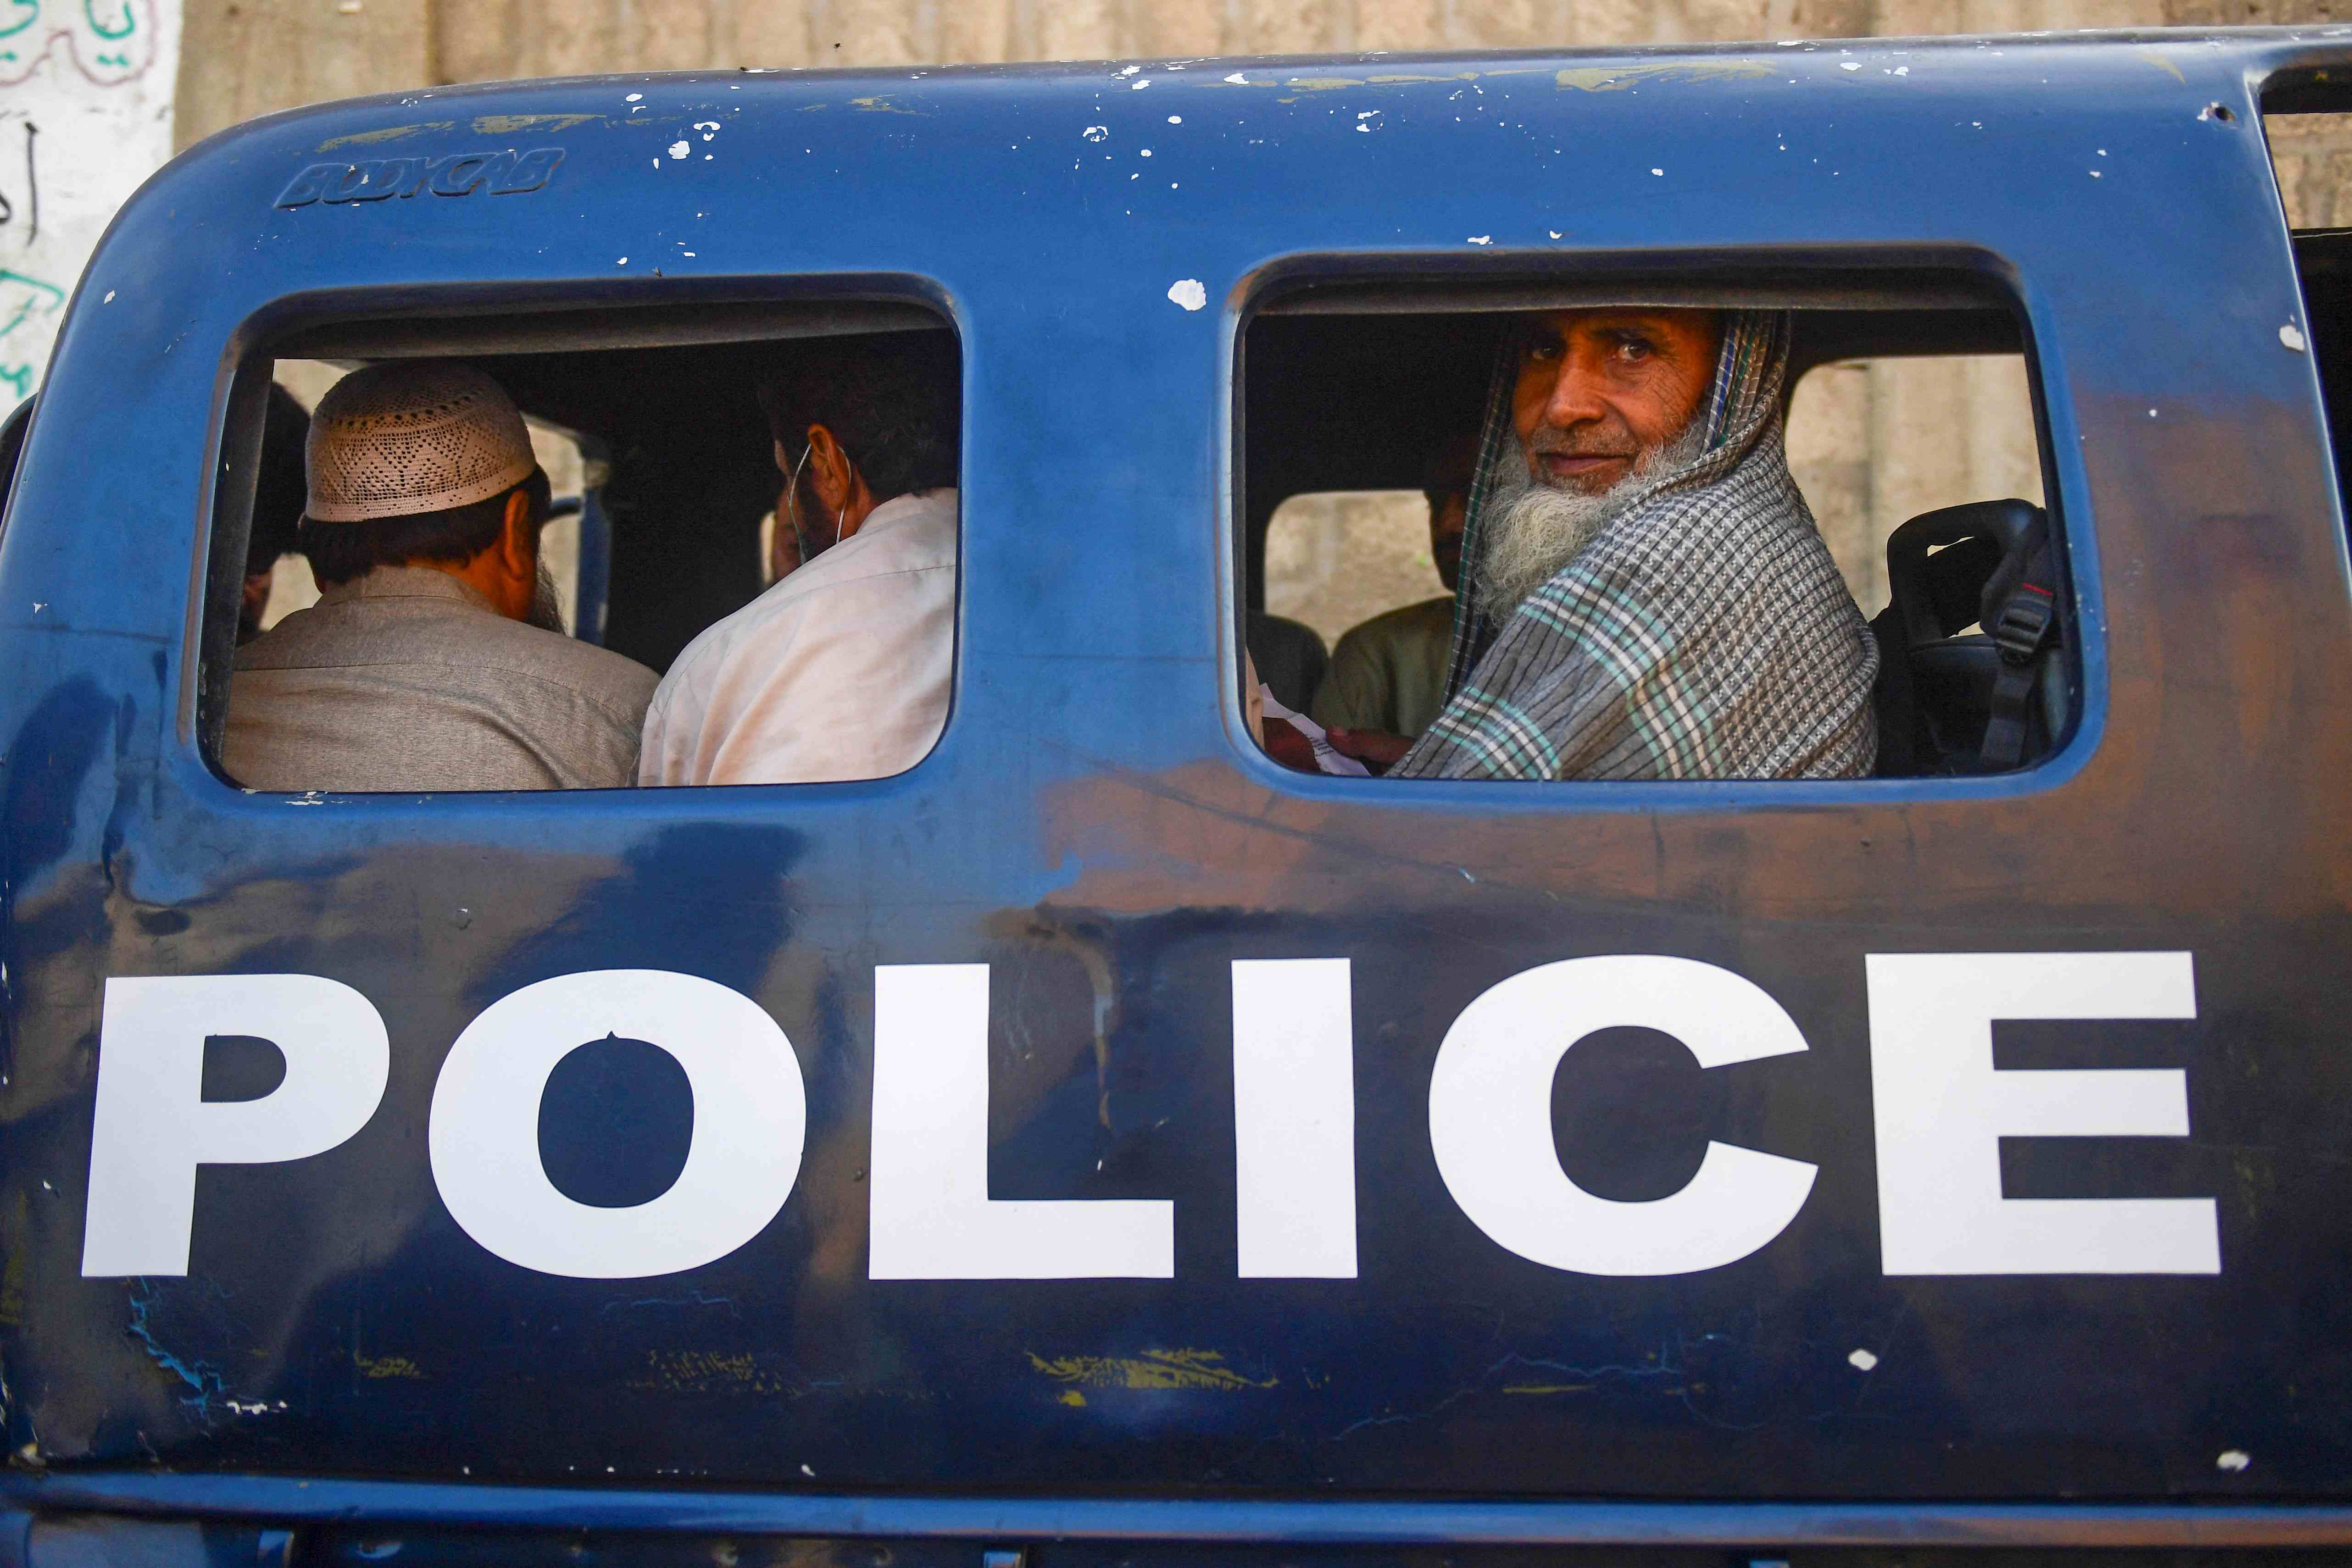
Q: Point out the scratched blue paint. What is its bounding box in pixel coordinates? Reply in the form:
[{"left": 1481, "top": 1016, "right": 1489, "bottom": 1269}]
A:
[{"left": 0, "top": 25, "right": 2349, "bottom": 1551}]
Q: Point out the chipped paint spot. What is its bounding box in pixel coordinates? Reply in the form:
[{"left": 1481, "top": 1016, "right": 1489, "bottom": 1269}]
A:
[
  {"left": 317, "top": 121, "right": 454, "bottom": 151},
  {"left": 668, "top": 141, "right": 689, "bottom": 160},
  {"left": 1467, "top": 235, "right": 1491, "bottom": 244},
  {"left": 851, "top": 96, "right": 920, "bottom": 114},
  {"left": 1839, "top": 61, "right": 1861, "bottom": 71},
  {"left": 1168, "top": 278, "right": 1207, "bottom": 311},
  {"left": 1027, "top": 1347, "right": 1277, "bottom": 1393},
  {"left": 1224, "top": 71, "right": 1247, "bottom": 83},
  {"left": 356, "top": 1352, "right": 424, "bottom": 1380},
  {"left": 2282, "top": 322, "right": 2308, "bottom": 352},
  {"left": 473, "top": 112, "right": 601, "bottom": 135},
  {"left": 1083, "top": 125, "right": 1109, "bottom": 141},
  {"left": 1555, "top": 60, "right": 1771, "bottom": 92},
  {"left": 1848, "top": 1348, "right": 1879, "bottom": 1370},
  {"left": 1058, "top": 1389, "right": 1087, "bottom": 1406},
  {"left": 626, "top": 93, "right": 643, "bottom": 102}
]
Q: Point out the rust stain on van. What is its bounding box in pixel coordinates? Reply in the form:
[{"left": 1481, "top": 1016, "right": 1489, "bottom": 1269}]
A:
[
  {"left": 472, "top": 113, "right": 604, "bottom": 135},
  {"left": 317, "top": 122, "right": 454, "bottom": 151},
  {"left": 1027, "top": 1347, "right": 1278, "bottom": 1393},
  {"left": 1555, "top": 61, "right": 1772, "bottom": 91}
]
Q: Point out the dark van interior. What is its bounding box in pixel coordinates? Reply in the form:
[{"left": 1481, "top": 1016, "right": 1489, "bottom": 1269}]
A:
[
  {"left": 1240, "top": 282, "right": 2072, "bottom": 779},
  {"left": 204, "top": 284, "right": 2074, "bottom": 785}
]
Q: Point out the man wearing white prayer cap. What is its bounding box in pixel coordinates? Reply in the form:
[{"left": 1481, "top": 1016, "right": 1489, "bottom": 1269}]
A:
[{"left": 225, "top": 360, "right": 659, "bottom": 792}]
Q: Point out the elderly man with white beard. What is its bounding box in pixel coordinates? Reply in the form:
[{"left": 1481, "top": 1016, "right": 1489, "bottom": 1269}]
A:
[{"left": 1325, "top": 307, "right": 1878, "bottom": 781}]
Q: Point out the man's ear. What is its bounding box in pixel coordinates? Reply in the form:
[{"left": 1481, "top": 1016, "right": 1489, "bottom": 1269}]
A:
[
  {"left": 498, "top": 489, "right": 535, "bottom": 580},
  {"left": 805, "top": 424, "right": 855, "bottom": 512}
]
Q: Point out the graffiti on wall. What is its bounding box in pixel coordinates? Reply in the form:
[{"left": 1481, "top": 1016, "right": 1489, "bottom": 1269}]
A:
[{"left": 0, "top": 0, "right": 178, "bottom": 411}]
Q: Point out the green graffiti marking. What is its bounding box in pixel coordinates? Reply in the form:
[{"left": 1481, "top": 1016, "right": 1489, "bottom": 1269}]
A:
[
  {"left": 0, "top": 0, "right": 36, "bottom": 42},
  {"left": 83, "top": 0, "right": 134, "bottom": 40},
  {"left": 1, "top": 364, "right": 32, "bottom": 401},
  {"left": 0, "top": 271, "right": 65, "bottom": 343}
]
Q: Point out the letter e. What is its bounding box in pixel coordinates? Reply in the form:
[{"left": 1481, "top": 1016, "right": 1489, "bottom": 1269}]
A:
[{"left": 1867, "top": 951, "right": 2217, "bottom": 1274}]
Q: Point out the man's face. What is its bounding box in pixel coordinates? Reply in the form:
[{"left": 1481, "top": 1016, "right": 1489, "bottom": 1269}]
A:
[{"left": 1511, "top": 309, "right": 1724, "bottom": 494}]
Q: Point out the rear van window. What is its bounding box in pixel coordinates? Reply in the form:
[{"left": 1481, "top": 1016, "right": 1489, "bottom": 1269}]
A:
[
  {"left": 200, "top": 302, "right": 961, "bottom": 794},
  {"left": 1239, "top": 279, "right": 2069, "bottom": 784}
]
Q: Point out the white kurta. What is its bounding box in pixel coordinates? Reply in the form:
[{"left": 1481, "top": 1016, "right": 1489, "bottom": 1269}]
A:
[{"left": 639, "top": 488, "right": 957, "bottom": 786}]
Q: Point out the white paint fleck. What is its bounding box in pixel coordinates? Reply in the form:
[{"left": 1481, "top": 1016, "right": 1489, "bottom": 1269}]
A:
[
  {"left": 1894, "top": 65, "right": 1909, "bottom": 74},
  {"left": 2218, "top": 1449, "right": 2251, "bottom": 1472},
  {"left": 1132, "top": 80, "right": 1151, "bottom": 89},
  {"left": 1141, "top": 148, "right": 1152, "bottom": 156},
  {"left": 668, "top": 141, "right": 689, "bottom": 159},
  {"left": 2282, "top": 322, "right": 2308, "bottom": 352},
  {"left": 800, "top": 1463, "right": 817, "bottom": 1477},
  {"left": 626, "top": 92, "right": 643, "bottom": 102},
  {"left": 1083, "top": 125, "right": 1108, "bottom": 141},
  {"left": 1847, "top": 1348, "right": 1878, "bottom": 1371},
  {"left": 1840, "top": 61, "right": 1860, "bottom": 70},
  {"left": 1467, "top": 235, "right": 1491, "bottom": 244},
  {"left": 2089, "top": 170, "right": 2101, "bottom": 177},
  {"left": 29, "top": 603, "right": 41, "bottom": 613},
  {"left": 617, "top": 257, "right": 628, "bottom": 266},
  {"left": 683, "top": 251, "right": 696, "bottom": 257},
  {"left": 1225, "top": 71, "right": 1248, "bottom": 83},
  {"left": 102, "top": 291, "right": 114, "bottom": 304},
  {"left": 2148, "top": 408, "right": 2158, "bottom": 417},
  {"left": 697, "top": 121, "right": 721, "bottom": 139},
  {"left": 1118, "top": 65, "right": 1141, "bottom": 77},
  {"left": 1168, "top": 278, "right": 1207, "bottom": 311},
  {"left": 1168, "top": 115, "right": 1182, "bottom": 123},
  {"left": 1548, "top": 230, "right": 1562, "bottom": 238}
]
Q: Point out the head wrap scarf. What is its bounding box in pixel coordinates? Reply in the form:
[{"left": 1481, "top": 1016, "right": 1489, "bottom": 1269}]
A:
[{"left": 1393, "top": 309, "right": 1879, "bottom": 781}]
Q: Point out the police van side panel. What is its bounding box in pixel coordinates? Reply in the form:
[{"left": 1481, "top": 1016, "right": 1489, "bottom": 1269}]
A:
[{"left": 1, "top": 32, "right": 2349, "bottom": 1521}]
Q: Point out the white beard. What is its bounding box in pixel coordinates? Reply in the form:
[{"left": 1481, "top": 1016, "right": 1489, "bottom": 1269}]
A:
[{"left": 1473, "top": 422, "right": 1709, "bottom": 617}]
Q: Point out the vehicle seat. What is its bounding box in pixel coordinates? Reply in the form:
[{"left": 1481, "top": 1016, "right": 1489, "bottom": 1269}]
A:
[{"left": 1868, "top": 498, "right": 2068, "bottom": 776}]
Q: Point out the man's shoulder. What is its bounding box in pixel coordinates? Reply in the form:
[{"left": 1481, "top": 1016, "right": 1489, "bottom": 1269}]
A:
[
  {"left": 1340, "top": 595, "right": 1455, "bottom": 646},
  {"left": 239, "top": 600, "right": 657, "bottom": 713}
]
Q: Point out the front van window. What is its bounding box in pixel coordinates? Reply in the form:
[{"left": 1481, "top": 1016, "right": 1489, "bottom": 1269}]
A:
[
  {"left": 200, "top": 305, "right": 960, "bottom": 794},
  {"left": 1240, "top": 283, "right": 2067, "bottom": 783}
]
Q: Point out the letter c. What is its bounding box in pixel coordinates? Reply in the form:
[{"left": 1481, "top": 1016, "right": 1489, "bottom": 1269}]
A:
[
  {"left": 1428, "top": 955, "right": 1817, "bottom": 1276},
  {"left": 429, "top": 970, "right": 805, "bottom": 1279}
]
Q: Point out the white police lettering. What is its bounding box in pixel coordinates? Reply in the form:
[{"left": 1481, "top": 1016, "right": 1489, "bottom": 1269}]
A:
[
  {"left": 429, "top": 970, "right": 806, "bottom": 1280},
  {"left": 1868, "top": 951, "right": 2218, "bottom": 1275},
  {"left": 867, "top": 964, "right": 1174, "bottom": 1279},
  {"left": 1429, "top": 955, "right": 1818, "bottom": 1276},
  {"left": 77, "top": 953, "right": 2221, "bottom": 1282},
  {"left": 82, "top": 974, "right": 389, "bottom": 1277},
  {"left": 1232, "top": 958, "right": 1357, "bottom": 1278}
]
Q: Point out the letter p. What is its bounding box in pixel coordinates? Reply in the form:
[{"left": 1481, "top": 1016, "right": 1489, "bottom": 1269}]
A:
[{"left": 82, "top": 975, "right": 389, "bottom": 1277}]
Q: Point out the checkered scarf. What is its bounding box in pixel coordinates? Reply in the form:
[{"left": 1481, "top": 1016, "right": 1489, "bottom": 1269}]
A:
[{"left": 1393, "top": 310, "right": 1878, "bottom": 781}]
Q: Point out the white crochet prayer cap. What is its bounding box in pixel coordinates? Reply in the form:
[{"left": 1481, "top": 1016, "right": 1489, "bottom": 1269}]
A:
[{"left": 305, "top": 360, "right": 535, "bottom": 523}]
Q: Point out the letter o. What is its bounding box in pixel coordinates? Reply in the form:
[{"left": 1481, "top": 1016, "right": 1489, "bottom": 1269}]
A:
[
  {"left": 429, "top": 970, "right": 805, "bottom": 1279},
  {"left": 1428, "top": 955, "right": 1817, "bottom": 1277}
]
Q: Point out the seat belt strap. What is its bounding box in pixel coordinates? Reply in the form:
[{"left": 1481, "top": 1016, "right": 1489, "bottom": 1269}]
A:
[{"left": 1981, "top": 577, "right": 2055, "bottom": 769}]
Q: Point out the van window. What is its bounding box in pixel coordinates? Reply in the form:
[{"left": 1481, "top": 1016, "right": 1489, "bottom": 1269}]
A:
[
  {"left": 202, "top": 304, "right": 960, "bottom": 793},
  {"left": 1240, "top": 284, "right": 2068, "bottom": 783}
]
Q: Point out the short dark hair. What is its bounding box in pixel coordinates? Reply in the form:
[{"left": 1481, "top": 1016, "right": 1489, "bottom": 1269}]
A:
[
  {"left": 756, "top": 330, "right": 960, "bottom": 503},
  {"left": 297, "top": 466, "right": 550, "bottom": 589},
  {"left": 249, "top": 386, "right": 311, "bottom": 576}
]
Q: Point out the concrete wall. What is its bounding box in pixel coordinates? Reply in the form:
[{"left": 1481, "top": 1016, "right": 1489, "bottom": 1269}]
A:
[{"left": 1, "top": 0, "right": 181, "bottom": 412}]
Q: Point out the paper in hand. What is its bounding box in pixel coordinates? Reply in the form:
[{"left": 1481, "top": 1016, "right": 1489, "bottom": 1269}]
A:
[{"left": 1259, "top": 685, "right": 1373, "bottom": 776}]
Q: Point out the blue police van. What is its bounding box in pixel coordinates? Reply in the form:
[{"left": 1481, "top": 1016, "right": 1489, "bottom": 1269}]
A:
[{"left": 3, "top": 22, "right": 2352, "bottom": 1564}]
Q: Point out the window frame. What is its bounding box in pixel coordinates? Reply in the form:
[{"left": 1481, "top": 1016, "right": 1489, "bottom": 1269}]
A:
[
  {"left": 1225, "top": 256, "right": 2096, "bottom": 804},
  {"left": 189, "top": 279, "right": 963, "bottom": 798}
]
